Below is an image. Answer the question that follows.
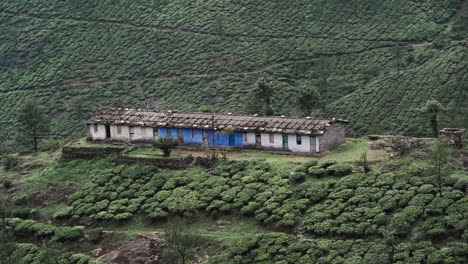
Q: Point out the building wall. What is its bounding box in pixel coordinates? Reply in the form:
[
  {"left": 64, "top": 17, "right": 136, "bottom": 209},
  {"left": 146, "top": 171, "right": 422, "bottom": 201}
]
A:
[
  {"left": 88, "top": 124, "right": 107, "bottom": 140},
  {"left": 260, "top": 133, "right": 283, "bottom": 150},
  {"left": 182, "top": 128, "right": 204, "bottom": 145},
  {"left": 88, "top": 123, "right": 341, "bottom": 153},
  {"left": 133, "top": 127, "right": 154, "bottom": 141},
  {"left": 287, "top": 134, "right": 311, "bottom": 152},
  {"left": 110, "top": 125, "right": 130, "bottom": 140},
  {"left": 320, "top": 123, "right": 347, "bottom": 152},
  {"left": 244, "top": 132, "right": 256, "bottom": 146}
]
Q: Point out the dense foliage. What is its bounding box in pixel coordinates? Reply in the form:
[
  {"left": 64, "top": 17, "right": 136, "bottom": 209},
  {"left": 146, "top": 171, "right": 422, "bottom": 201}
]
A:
[
  {"left": 56, "top": 159, "right": 468, "bottom": 244},
  {"left": 0, "top": 0, "right": 466, "bottom": 147},
  {"left": 220, "top": 233, "right": 468, "bottom": 264},
  {"left": 0, "top": 242, "right": 93, "bottom": 264}
]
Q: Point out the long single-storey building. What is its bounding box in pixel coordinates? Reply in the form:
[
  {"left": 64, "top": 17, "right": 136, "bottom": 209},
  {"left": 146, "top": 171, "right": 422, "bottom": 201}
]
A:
[{"left": 86, "top": 108, "right": 348, "bottom": 153}]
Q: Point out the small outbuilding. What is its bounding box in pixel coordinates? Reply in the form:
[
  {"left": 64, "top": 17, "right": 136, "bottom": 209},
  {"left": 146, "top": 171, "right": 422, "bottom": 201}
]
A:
[
  {"left": 439, "top": 128, "right": 466, "bottom": 148},
  {"left": 86, "top": 108, "right": 349, "bottom": 154}
]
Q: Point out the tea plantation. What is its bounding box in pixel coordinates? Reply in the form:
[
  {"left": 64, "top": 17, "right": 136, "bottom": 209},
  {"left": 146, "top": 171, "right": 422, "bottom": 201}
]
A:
[
  {"left": 0, "top": 0, "right": 467, "bottom": 144},
  {"left": 1, "top": 139, "right": 467, "bottom": 263}
]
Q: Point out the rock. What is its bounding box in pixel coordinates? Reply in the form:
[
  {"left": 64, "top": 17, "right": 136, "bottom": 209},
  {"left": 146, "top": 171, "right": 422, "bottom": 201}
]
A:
[
  {"left": 91, "top": 247, "right": 103, "bottom": 257},
  {"left": 216, "top": 220, "right": 231, "bottom": 226},
  {"left": 371, "top": 140, "right": 387, "bottom": 150},
  {"left": 97, "top": 238, "right": 162, "bottom": 264}
]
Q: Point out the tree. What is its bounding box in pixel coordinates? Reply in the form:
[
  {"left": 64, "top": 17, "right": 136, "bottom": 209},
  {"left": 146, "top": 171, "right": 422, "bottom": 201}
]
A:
[
  {"left": 356, "top": 152, "right": 371, "bottom": 173},
  {"left": 295, "top": 86, "right": 321, "bottom": 116},
  {"left": 16, "top": 101, "right": 50, "bottom": 152},
  {"left": 246, "top": 77, "right": 275, "bottom": 116},
  {"left": 419, "top": 100, "right": 447, "bottom": 138},
  {"left": 428, "top": 139, "right": 453, "bottom": 196},
  {"left": 199, "top": 105, "right": 213, "bottom": 113},
  {"left": 153, "top": 138, "right": 179, "bottom": 157},
  {"left": 162, "top": 218, "right": 209, "bottom": 264}
]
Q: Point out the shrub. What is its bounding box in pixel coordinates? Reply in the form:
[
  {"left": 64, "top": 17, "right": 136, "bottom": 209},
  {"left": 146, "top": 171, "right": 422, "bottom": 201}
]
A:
[
  {"left": 38, "top": 139, "right": 62, "bottom": 152},
  {"left": 10, "top": 207, "right": 32, "bottom": 218},
  {"left": 289, "top": 172, "right": 306, "bottom": 182},
  {"left": 389, "top": 136, "right": 411, "bottom": 156},
  {"left": 326, "top": 164, "right": 353, "bottom": 176},
  {"left": 53, "top": 206, "right": 73, "bottom": 219},
  {"left": 318, "top": 160, "right": 337, "bottom": 168},
  {"left": 302, "top": 160, "right": 319, "bottom": 170},
  {"left": 52, "top": 226, "right": 84, "bottom": 242},
  {"left": 3, "top": 155, "right": 18, "bottom": 171},
  {"left": 367, "top": 135, "right": 382, "bottom": 140},
  {"left": 87, "top": 227, "right": 104, "bottom": 243},
  {"left": 2, "top": 179, "right": 12, "bottom": 189},
  {"left": 153, "top": 138, "right": 179, "bottom": 157},
  {"left": 308, "top": 166, "right": 327, "bottom": 177}
]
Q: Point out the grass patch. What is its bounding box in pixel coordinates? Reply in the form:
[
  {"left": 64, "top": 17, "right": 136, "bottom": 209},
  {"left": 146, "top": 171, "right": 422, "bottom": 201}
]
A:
[{"left": 69, "top": 138, "right": 128, "bottom": 149}]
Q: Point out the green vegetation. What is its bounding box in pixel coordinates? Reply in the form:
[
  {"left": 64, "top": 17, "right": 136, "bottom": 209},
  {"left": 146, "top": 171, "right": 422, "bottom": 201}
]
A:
[
  {"left": 221, "top": 233, "right": 468, "bottom": 264},
  {"left": 1, "top": 137, "right": 467, "bottom": 263},
  {"left": 153, "top": 137, "right": 179, "bottom": 157},
  {"left": 0, "top": 0, "right": 466, "bottom": 150},
  {"left": 15, "top": 101, "right": 50, "bottom": 151}
]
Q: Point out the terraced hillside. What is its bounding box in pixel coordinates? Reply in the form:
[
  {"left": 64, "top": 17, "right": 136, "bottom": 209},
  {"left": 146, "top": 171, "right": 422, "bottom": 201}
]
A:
[{"left": 0, "top": 0, "right": 467, "bottom": 142}]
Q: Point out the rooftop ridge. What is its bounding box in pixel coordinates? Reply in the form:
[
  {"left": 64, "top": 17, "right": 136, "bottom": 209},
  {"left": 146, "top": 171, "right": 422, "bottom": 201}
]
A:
[{"left": 97, "top": 107, "right": 348, "bottom": 122}]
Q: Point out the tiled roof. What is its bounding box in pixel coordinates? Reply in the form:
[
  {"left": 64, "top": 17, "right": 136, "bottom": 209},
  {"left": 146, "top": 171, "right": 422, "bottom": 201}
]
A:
[{"left": 86, "top": 108, "right": 348, "bottom": 135}]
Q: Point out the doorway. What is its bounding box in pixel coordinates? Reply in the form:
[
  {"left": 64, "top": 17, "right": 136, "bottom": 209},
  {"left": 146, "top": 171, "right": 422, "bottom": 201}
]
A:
[
  {"left": 229, "top": 134, "right": 235, "bottom": 146},
  {"left": 255, "top": 133, "right": 261, "bottom": 148},
  {"left": 178, "top": 129, "right": 184, "bottom": 144},
  {"left": 282, "top": 135, "right": 288, "bottom": 150},
  {"left": 105, "top": 125, "right": 111, "bottom": 139},
  {"left": 203, "top": 130, "right": 209, "bottom": 146}
]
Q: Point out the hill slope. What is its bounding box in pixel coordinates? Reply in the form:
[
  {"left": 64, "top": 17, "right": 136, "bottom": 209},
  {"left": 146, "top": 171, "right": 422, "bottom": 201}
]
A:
[{"left": 0, "top": 0, "right": 467, "bottom": 141}]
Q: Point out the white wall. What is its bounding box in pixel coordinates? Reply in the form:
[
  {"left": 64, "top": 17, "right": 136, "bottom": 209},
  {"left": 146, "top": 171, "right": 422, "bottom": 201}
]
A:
[
  {"left": 89, "top": 124, "right": 107, "bottom": 140},
  {"left": 260, "top": 133, "right": 283, "bottom": 149},
  {"left": 287, "top": 134, "right": 311, "bottom": 152},
  {"left": 316, "top": 136, "right": 320, "bottom": 152},
  {"left": 131, "top": 127, "right": 154, "bottom": 141},
  {"left": 244, "top": 132, "right": 256, "bottom": 146},
  {"left": 110, "top": 125, "right": 130, "bottom": 140}
]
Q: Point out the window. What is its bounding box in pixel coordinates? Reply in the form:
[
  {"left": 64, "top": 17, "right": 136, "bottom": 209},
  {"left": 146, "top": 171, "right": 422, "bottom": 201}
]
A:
[
  {"left": 117, "top": 125, "right": 122, "bottom": 134},
  {"left": 244, "top": 133, "right": 248, "bottom": 142},
  {"left": 167, "top": 128, "right": 172, "bottom": 138},
  {"left": 296, "top": 135, "right": 302, "bottom": 145},
  {"left": 129, "top": 126, "right": 135, "bottom": 139},
  {"left": 269, "top": 134, "right": 274, "bottom": 144},
  {"left": 93, "top": 124, "right": 98, "bottom": 133}
]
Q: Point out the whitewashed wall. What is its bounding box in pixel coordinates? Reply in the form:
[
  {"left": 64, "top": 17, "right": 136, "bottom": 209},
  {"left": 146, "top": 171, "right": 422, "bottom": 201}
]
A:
[
  {"left": 287, "top": 134, "right": 311, "bottom": 152},
  {"left": 260, "top": 133, "right": 283, "bottom": 149},
  {"left": 244, "top": 132, "right": 256, "bottom": 146},
  {"left": 88, "top": 124, "right": 107, "bottom": 140},
  {"left": 110, "top": 125, "right": 130, "bottom": 140},
  {"left": 132, "top": 127, "right": 154, "bottom": 141}
]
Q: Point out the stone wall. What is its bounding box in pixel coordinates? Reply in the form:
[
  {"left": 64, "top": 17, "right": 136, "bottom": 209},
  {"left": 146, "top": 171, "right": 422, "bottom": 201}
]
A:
[
  {"left": 320, "top": 123, "right": 347, "bottom": 152},
  {"left": 60, "top": 146, "right": 124, "bottom": 161}
]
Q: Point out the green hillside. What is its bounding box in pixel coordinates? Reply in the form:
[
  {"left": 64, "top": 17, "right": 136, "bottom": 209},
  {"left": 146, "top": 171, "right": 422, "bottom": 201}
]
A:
[
  {"left": 1, "top": 139, "right": 467, "bottom": 263},
  {"left": 0, "top": 0, "right": 467, "bottom": 142}
]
